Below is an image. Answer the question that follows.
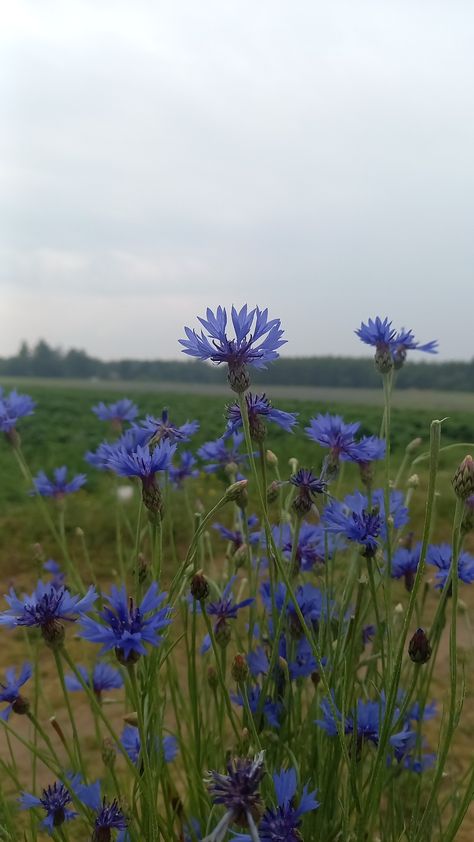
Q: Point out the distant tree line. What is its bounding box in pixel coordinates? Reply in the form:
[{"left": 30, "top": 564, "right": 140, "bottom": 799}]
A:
[{"left": 1, "top": 340, "right": 474, "bottom": 392}]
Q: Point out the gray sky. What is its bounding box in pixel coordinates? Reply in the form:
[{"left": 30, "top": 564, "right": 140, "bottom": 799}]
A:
[{"left": 1, "top": 0, "right": 473, "bottom": 361}]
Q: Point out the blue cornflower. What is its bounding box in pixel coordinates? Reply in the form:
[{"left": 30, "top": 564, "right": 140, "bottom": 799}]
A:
[
  {"left": 426, "top": 544, "right": 474, "bottom": 589},
  {"left": 0, "top": 388, "right": 36, "bottom": 437},
  {"left": 305, "top": 413, "right": 365, "bottom": 461},
  {"left": 92, "top": 398, "right": 139, "bottom": 425},
  {"left": 316, "top": 696, "right": 415, "bottom": 758},
  {"left": 137, "top": 409, "right": 199, "bottom": 444},
  {"left": 43, "top": 559, "right": 66, "bottom": 590},
  {"left": 169, "top": 451, "right": 200, "bottom": 487},
  {"left": 226, "top": 393, "right": 297, "bottom": 441},
  {"left": 79, "top": 583, "right": 172, "bottom": 664},
  {"left": 120, "top": 725, "right": 178, "bottom": 766},
  {"left": 235, "top": 768, "right": 320, "bottom": 842},
  {"left": 76, "top": 779, "right": 128, "bottom": 838},
  {"left": 106, "top": 440, "right": 176, "bottom": 516},
  {"left": 20, "top": 779, "right": 78, "bottom": 833},
  {"left": 202, "top": 578, "right": 254, "bottom": 652},
  {"left": 213, "top": 515, "right": 260, "bottom": 552},
  {"left": 0, "top": 581, "right": 97, "bottom": 645},
  {"left": 31, "top": 466, "right": 86, "bottom": 498},
  {"left": 0, "top": 663, "right": 32, "bottom": 720},
  {"left": 180, "top": 305, "right": 285, "bottom": 392},
  {"left": 198, "top": 433, "right": 247, "bottom": 475},
  {"left": 272, "top": 521, "right": 335, "bottom": 572},
  {"left": 355, "top": 317, "right": 396, "bottom": 351},
  {"left": 391, "top": 543, "right": 422, "bottom": 590},
  {"left": 323, "top": 499, "right": 382, "bottom": 557},
  {"left": 290, "top": 468, "right": 327, "bottom": 516},
  {"left": 65, "top": 661, "right": 124, "bottom": 698},
  {"left": 205, "top": 752, "right": 265, "bottom": 835},
  {"left": 231, "top": 685, "right": 282, "bottom": 729},
  {"left": 86, "top": 427, "right": 151, "bottom": 471},
  {"left": 362, "top": 624, "right": 376, "bottom": 645},
  {"left": 391, "top": 328, "right": 438, "bottom": 368}
]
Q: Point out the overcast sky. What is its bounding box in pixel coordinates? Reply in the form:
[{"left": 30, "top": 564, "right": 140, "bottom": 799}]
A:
[{"left": 1, "top": 1, "right": 473, "bottom": 361}]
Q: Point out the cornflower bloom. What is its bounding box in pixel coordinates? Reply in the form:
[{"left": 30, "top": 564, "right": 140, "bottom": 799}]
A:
[
  {"left": 92, "top": 398, "right": 139, "bottom": 426},
  {"left": 180, "top": 305, "right": 285, "bottom": 392},
  {"left": 0, "top": 663, "right": 32, "bottom": 720},
  {"left": 226, "top": 393, "right": 297, "bottom": 442},
  {"left": 391, "top": 543, "right": 422, "bottom": 591},
  {"left": 106, "top": 440, "right": 176, "bottom": 516},
  {"left": 316, "top": 696, "right": 415, "bottom": 759},
  {"left": 272, "top": 521, "right": 336, "bottom": 572},
  {"left": 0, "top": 388, "right": 36, "bottom": 442},
  {"left": 65, "top": 661, "right": 124, "bottom": 699},
  {"left": 355, "top": 317, "right": 438, "bottom": 373},
  {"left": 169, "top": 451, "right": 200, "bottom": 487},
  {"left": 231, "top": 685, "right": 282, "bottom": 729},
  {"left": 85, "top": 426, "right": 150, "bottom": 471},
  {"left": 234, "top": 767, "right": 320, "bottom": 842},
  {"left": 391, "top": 328, "right": 438, "bottom": 369},
  {"left": 76, "top": 780, "right": 128, "bottom": 841},
  {"left": 204, "top": 752, "right": 265, "bottom": 840},
  {"left": 120, "top": 725, "right": 178, "bottom": 765},
  {"left": 198, "top": 433, "right": 247, "bottom": 476},
  {"left": 137, "top": 408, "right": 199, "bottom": 444},
  {"left": 43, "top": 559, "right": 66, "bottom": 590},
  {"left": 213, "top": 515, "right": 259, "bottom": 553},
  {"left": 0, "top": 581, "right": 97, "bottom": 647},
  {"left": 323, "top": 499, "right": 382, "bottom": 558},
  {"left": 426, "top": 544, "right": 474, "bottom": 589},
  {"left": 79, "top": 582, "right": 172, "bottom": 665},
  {"left": 205, "top": 577, "right": 253, "bottom": 648},
  {"left": 20, "top": 778, "right": 79, "bottom": 833},
  {"left": 289, "top": 468, "right": 326, "bottom": 517},
  {"left": 305, "top": 413, "right": 384, "bottom": 478},
  {"left": 31, "top": 466, "right": 86, "bottom": 498}
]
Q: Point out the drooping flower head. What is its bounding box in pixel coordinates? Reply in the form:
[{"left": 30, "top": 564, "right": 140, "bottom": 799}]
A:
[
  {"left": 0, "top": 581, "right": 97, "bottom": 647},
  {"left": 289, "top": 468, "right": 327, "bottom": 517},
  {"left": 92, "top": 398, "right": 139, "bottom": 427},
  {"left": 0, "top": 388, "right": 36, "bottom": 443},
  {"left": 226, "top": 393, "right": 297, "bottom": 442},
  {"left": 120, "top": 725, "right": 178, "bottom": 766},
  {"left": 20, "top": 780, "right": 77, "bottom": 833},
  {"left": 180, "top": 305, "right": 285, "bottom": 392},
  {"left": 137, "top": 409, "right": 199, "bottom": 445},
  {"left": 206, "top": 752, "right": 265, "bottom": 830},
  {"left": 0, "top": 662, "right": 32, "bottom": 720},
  {"left": 426, "top": 544, "right": 474, "bottom": 589},
  {"left": 169, "top": 451, "right": 200, "bottom": 487},
  {"left": 65, "top": 661, "right": 124, "bottom": 699},
  {"left": 31, "top": 466, "right": 86, "bottom": 499},
  {"left": 234, "top": 767, "right": 320, "bottom": 842},
  {"left": 79, "top": 582, "right": 172, "bottom": 665}
]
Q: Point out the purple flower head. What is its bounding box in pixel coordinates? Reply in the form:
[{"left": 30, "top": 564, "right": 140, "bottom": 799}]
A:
[
  {"left": 426, "top": 544, "right": 474, "bottom": 588},
  {"left": 181, "top": 305, "right": 285, "bottom": 368},
  {"left": 169, "top": 451, "right": 200, "bottom": 487},
  {"left": 85, "top": 426, "right": 151, "bottom": 471},
  {"left": 272, "top": 521, "right": 336, "bottom": 572},
  {"left": 79, "top": 583, "right": 172, "bottom": 664},
  {"left": 316, "top": 695, "right": 414, "bottom": 758},
  {"left": 120, "top": 725, "right": 178, "bottom": 766},
  {"left": 0, "top": 662, "right": 32, "bottom": 720},
  {"left": 20, "top": 779, "right": 78, "bottom": 833},
  {"left": 43, "top": 559, "right": 66, "bottom": 590},
  {"left": 65, "top": 661, "right": 124, "bottom": 696},
  {"left": 235, "top": 767, "right": 319, "bottom": 842},
  {"left": 305, "top": 414, "right": 361, "bottom": 459},
  {"left": 92, "top": 398, "right": 139, "bottom": 424},
  {"left": 231, "top": 685, "right": 282, "bottom": 729},
  {"left": 138, "top": 409, "right": 199, "bottom": 445},
  {"left": 290, "top": 468, "right": 327, "bottom": 516},
  {"left": 31, "top": 466, "right": 86, "bottom": 498},
  {"left": 206, "top": 752, "right": 265, "bottom": 828},
  {"left": 323, "top": 499, "right": 382, "bottom": 557},
  {"left": 391, "top": 328, "right": 438, "bottom": 368},
  {"left": 213, "top": 515, "right": 259, "bottom": 551},
  {"left": 198, "top": 432, "right": 247, "bottom": 475},
  {"left": 0, "top": 388, "right": 36, "bottom": 435},
  {"left": 0, "top": 581, "right": 97, "bottom": 645},
  {"left": 207, "top": 577, "right": 254, "bottom": 626},
  {"left": 391, "top": 543, "right": 422, "bottom": 590},
  {"left": 75, "top": 780, "right": 128, "bottom": 837},
  {"left": 106, "top": 440, "right": 176, "bottom": 481},
  {"left": 355, "top": 317, "right": 396, "bottom": 351},
  {"left": 226, "top": 393, "right": 297, "bottom": 440}
]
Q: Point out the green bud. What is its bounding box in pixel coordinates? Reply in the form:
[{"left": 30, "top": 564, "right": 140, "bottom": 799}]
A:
[{"left": 452, "top": 455, "right": 474, "bottom": 500}]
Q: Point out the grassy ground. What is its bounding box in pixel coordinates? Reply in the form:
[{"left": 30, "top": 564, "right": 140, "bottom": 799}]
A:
[{"left": 0, "top": 379, "right": 473, "bottom": 838}]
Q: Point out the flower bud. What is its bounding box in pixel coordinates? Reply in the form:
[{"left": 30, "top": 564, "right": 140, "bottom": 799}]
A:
[
  {"left": 310, "top": 670, "right": 321, "bottom": 689},
  {"left": 266, "top": 480, "right": 280, "bottom": 504},
  {"left": 225, "top": 480, "right": 248, "bottom": 506},
  {"left": 123, "top": 712, "right": 139, "bottom": 726},
  {"left": 141, "top": 477, "right": 163, "bottom": 517},
  {"left": 461, "top": 496, "right": 474, "bottom": 535},
  {"left": 215, "top": 620, "right": 232, "bottom": 649},
  {"left": 406, "top": 437, "right": 422, "bottom": 454},
  {"left": 207, "top": 665, "right": 218, "bottom": 690},
  {"left": 233, "top": 544, "right": 249, "bottom": 569},
  {"left": 101, "top": 737, "right": 117, "bottom": 769},
  {"left": 231, "top": 653, "right": 249, "bottom": 683},
  {"left": 266, "top": 450, "right": 278, "bottom": 467},
  {"left": 249, "top": 414, "right": 267, "bottom": 443},
  {"left": 407, "top": 474, "right": 420, "bottom": 489},
  {"left": 42, "top": 620, "right": 65, "bottom": 649},
  {"left": 12, "top": 694, "right": 30, "bottom": 716},
  {"left": 190, "top": 571, "right": 209, "bottom": 602},
  {"left": 408, "top": 628, "right": 432, "bottom": 664},
  {"left": 115, "top": 647, "right": 141, "bottom": 667},
  {"left": 224, "top": 461, "right": 239, "bottom": 479},
  {"left": 452, "top": 455, "right": 474, "bottom": 500}
]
